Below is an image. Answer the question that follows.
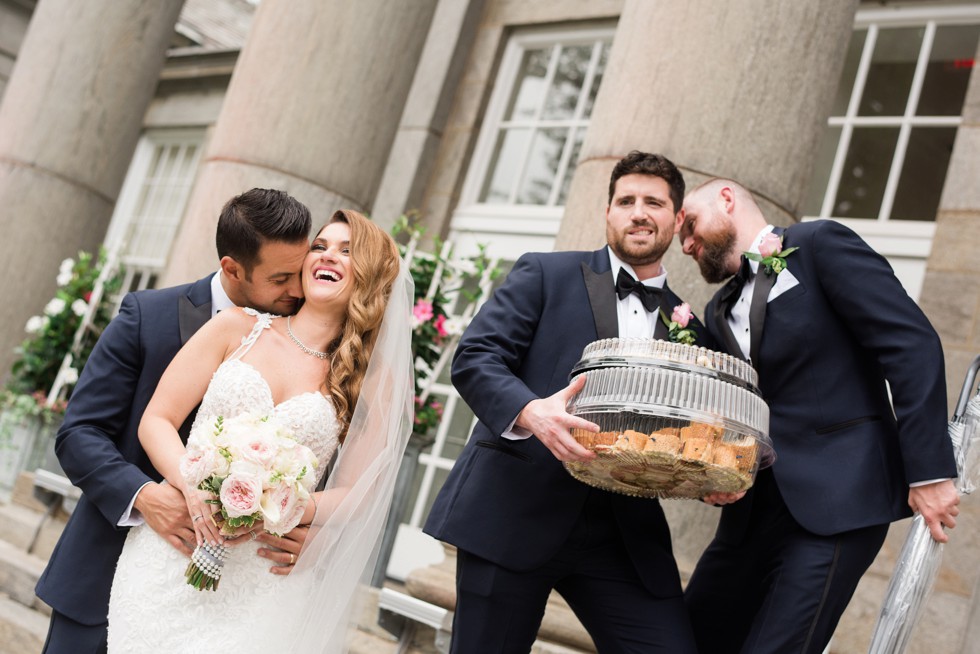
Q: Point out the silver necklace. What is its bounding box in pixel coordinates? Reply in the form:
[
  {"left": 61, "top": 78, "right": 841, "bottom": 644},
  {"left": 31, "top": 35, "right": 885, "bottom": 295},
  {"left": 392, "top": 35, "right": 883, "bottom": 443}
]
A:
[{"left": 286, "top": 316, "right": 329, "bottom": 360}]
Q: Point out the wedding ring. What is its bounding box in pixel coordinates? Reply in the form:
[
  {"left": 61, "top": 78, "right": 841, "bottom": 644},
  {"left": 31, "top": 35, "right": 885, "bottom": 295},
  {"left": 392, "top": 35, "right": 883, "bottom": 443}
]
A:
[
  {"left": 192, "top": 515, "right": 203, "bottom": 522},
  {"left": 249, "top": 530, "right": 258, "bottom": 541},
  {"left": 289, "top": 553, "right": 296, "bottom": 565}
]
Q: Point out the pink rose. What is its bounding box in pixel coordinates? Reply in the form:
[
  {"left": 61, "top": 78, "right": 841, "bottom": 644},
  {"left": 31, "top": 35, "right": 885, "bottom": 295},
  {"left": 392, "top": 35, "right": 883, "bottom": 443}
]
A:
[
  {"left": 412, "top": 299, "right": 434, "bottom": 323},
  {"left": 671, "top": 303, "right": 693, "bottom": 328},
  {"left": 434, "top": 313, "right": 448, "bottom": 338},
  {"left": 758, "top": 233, "right": 783, "bottom": 259},
  {"left": 219, "top": 471, "right": 263, "bottom": 518},
  {"left": 179, "top": 444, "right": 228, "bottom": 489},
  {"left": 260, "top": 482, "right": 305, "bottom": 536}
]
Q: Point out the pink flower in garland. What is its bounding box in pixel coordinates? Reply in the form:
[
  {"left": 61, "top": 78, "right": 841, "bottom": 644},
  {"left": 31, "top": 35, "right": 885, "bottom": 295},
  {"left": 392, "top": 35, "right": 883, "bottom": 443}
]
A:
[
  {"left": 433, "top": 313, "right": 448, "bottom": 339},
  {"left": 413, "top": 299, "right": 434, "bottom": 323}
]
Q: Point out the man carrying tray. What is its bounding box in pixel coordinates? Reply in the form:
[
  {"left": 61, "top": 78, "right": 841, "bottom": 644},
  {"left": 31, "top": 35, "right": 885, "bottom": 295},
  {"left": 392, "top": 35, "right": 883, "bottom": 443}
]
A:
[{"left": 425, "top": 151, "right": 711, "bottom": 653}]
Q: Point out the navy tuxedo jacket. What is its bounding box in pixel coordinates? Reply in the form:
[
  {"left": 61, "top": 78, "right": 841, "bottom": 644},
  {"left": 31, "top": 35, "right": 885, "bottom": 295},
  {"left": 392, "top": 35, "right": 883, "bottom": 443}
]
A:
[
  {"left": 35, "top": 276, "right": 213, "bottom": 625},
  {"left": 704, "top": 221, "right": 956, "bottom": 540},
  {"left": 424, "top": 248, "right": 709, "bottom": 597}
]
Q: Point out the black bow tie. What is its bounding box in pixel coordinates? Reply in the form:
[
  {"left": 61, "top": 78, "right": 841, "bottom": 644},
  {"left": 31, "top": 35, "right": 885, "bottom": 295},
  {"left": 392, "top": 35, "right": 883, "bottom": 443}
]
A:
[
  {"left": 720, "top": 256, "right": 754, "bottom": 310},
  {"left": 615, "top": 268, "right": 663, "bottom": 313}
]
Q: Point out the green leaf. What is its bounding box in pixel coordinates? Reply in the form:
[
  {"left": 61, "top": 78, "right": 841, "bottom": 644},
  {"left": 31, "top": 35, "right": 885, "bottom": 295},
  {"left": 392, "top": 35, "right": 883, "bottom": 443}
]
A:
[{"left": 743, "top": 252, "right": 764, "bottom": 263}]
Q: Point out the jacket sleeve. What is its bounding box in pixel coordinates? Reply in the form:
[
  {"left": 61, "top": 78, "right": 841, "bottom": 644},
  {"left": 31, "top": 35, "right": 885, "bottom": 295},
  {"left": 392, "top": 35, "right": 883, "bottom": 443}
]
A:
[
  {"left": 450, "top": 253, "right": 545, "bottom": 437},
  {"left": 55, "top": 292, "right": 154, "bottom": 527},
  {"left": 808, "top": 220, "right": 955, "bottom": 483}
]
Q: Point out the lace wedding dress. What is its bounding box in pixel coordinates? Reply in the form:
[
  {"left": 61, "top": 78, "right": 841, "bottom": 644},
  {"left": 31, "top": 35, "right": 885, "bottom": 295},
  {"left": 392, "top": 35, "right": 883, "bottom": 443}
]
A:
[{"left": 106, "top": 311, "right": 340, "bottom": 653}]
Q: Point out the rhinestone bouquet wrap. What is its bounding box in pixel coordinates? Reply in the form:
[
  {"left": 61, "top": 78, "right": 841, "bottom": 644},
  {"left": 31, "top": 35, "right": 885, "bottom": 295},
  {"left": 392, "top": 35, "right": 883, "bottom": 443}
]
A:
[{"left": 179, "top": 413, "right": 319, "bottom": 591}]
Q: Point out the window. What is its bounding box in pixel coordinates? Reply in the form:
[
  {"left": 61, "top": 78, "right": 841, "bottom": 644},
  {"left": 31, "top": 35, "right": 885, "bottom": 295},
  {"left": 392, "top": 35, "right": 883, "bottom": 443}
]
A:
[
  {"left": 451, "top": 26, "right": 614, "bottom": 259},
  {"left": 104, "top": 129, "right": 204, "bottom": 294},
  {"left": 804, "top": 9, "right": 980, "bottom": 224}
]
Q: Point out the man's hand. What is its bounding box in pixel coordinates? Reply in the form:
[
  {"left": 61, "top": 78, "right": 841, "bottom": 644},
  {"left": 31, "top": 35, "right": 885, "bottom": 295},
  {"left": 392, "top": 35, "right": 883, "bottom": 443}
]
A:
[
  {"left": 516, "top": 375, "right": 598, "bottom": 463},
  {"left": 702, "top": 490, "right": 746, "bottom": 506},
  {"left": 256, "top": 525, "right": 310, "bottom": 575},
  {"left": 133, "top": 482, "right": 194, "bottom": 557},
  {"left": 908, "top": 479, "right": 959, "bottom": 543}
]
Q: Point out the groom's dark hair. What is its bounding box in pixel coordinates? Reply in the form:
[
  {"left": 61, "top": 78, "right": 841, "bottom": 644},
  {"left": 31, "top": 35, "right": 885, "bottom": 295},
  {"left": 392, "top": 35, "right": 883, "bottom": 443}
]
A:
[
  {"left": 608, "top": 151, "right": 685, "bottom": 214},
  {"left": 216, "top": 188, "right": 312, "bottom": 274}
]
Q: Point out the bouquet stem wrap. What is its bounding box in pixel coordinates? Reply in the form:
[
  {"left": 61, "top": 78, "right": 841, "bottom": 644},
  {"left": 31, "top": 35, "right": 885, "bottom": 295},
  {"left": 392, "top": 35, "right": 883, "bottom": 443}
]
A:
[{"left": 186, "top": 542, "right": 227, "bottom": 591}]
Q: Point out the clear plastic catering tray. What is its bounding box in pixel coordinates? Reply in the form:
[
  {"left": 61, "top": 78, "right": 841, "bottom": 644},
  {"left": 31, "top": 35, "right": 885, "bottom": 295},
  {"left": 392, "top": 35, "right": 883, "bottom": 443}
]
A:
[{"left": 564, "top": 338, "right": 773, "bottom": 499}]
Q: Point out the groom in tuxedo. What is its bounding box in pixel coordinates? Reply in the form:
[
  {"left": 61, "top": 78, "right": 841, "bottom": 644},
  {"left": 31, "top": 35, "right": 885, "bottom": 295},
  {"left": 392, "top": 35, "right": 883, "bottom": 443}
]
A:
[
  {"left": 425, "top": 152, "right": 710, "bottom": 653},
  {"left": 678, "top": 178, "right": 960, "bottom": 654},
  {"left": 35, "top": 188, "right": 312, "bottom": 654}
]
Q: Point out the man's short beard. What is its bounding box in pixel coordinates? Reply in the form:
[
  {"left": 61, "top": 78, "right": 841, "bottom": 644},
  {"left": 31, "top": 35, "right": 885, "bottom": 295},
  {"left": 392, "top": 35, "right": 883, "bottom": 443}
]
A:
[
  {"left": 697, "top": 228, "right": 737, "bottom": 284},
  {"left": 608, "top": 227, "right": 672, "bottom": 270}
]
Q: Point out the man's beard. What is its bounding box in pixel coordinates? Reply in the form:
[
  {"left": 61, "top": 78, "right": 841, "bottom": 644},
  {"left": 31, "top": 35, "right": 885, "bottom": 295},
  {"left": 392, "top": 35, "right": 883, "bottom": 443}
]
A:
[
  {"left": 697, "top": 226, "right": 738, "bottom": 284},
  {"left": 607, "top": 224, "right": 673, "bottom": 270}
]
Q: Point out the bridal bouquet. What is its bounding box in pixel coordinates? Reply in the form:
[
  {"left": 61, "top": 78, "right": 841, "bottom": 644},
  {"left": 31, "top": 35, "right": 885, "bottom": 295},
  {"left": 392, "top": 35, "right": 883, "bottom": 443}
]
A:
[{"left": 179, "top": 413, "right": 319, "bottom": 591}]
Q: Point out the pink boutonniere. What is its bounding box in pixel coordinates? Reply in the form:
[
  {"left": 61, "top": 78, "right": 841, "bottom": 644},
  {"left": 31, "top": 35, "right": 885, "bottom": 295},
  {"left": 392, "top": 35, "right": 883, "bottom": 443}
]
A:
[
  {"left": 659, "top": 302, "right": 697, "bottom": 346},
  {"left": 744, "top": 233, "right": 798, "bottom": 276}
]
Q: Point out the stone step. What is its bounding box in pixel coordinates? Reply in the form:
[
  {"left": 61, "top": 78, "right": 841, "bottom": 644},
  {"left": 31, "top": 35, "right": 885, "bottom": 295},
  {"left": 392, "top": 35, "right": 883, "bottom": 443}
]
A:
[
  {"left": 0, "top": 538, "right": 49, "bottom": 615},
  {"left": 0, "top": 592, "right": 47, "bottom": 654},
  {"left": 0, "top": 500, "right": 66, "bottom": 562}
]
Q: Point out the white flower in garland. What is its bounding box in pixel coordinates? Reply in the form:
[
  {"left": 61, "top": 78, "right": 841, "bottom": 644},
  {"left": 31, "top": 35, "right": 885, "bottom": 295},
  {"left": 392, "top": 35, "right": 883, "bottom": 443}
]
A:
[
  {"left": 63, "top": 367, "right": 79, "bottom": 385},
  {"left": 71, "top": 299, "right": 88, "bottom": 317},
  {"left": 25, "top": 316, "right": 47, "bottom": 334},
  {"left": 44, "top": 297, "right": 66, "bottom": 316}
]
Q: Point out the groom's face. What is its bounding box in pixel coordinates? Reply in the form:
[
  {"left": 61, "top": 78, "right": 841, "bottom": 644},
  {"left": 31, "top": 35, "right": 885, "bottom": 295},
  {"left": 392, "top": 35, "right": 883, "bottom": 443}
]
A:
[{"left": 229, "top": 239, "right": 309, "bottom": 315}]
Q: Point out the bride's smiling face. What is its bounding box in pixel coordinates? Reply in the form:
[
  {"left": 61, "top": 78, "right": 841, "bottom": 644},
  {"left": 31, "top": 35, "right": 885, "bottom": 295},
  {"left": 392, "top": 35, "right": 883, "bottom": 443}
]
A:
[{"left": 304, "top": 222, "right": 353, "bottom": 308}]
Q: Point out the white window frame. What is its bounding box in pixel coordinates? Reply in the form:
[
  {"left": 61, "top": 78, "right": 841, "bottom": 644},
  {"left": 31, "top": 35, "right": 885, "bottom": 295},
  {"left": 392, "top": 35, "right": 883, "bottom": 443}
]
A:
[
  {"left": 802, "top": 4, "right": 980, "bottom": 299},
  {"left": 451, "top": 24, "right": 615, "bottom": 259},
  {"left": 805, "top": 4, "right": 980, "bottom": 243},
  {"left": 105, "top": 128, "right": 205, "bottom": 293}
]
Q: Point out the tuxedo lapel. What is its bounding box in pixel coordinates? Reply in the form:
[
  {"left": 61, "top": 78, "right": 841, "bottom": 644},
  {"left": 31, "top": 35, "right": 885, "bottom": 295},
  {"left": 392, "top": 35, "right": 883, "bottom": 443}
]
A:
[
  {"left": 712, "top": 299, "right": 744, "bottom": 359},
  {"left": 178, "top": 276, "right": 214, "bottom": 344},
  {"left": 581, "top": 260, "right": 618, "bottom": 340},
  {"left": 748, "top": 270, "right": 777, "bottom": 366}
]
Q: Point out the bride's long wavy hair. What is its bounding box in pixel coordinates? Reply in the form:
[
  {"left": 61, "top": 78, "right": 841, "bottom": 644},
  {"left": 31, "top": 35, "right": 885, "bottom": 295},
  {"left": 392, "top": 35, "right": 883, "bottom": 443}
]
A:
[{"left": 324, "top": 209, "right": 400, "bottom": 441}]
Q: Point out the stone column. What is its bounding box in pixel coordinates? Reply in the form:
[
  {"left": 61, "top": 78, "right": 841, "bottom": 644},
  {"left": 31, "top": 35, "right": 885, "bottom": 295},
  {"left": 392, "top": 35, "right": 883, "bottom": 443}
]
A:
[
  {"left": 371, "top": 0, "right": 488, "bottom": 232},
  {"left": 0, "top": 0, "right": 185, "bottom": 375},
  {"left": 556, "top": 0, "right": 858, "bottom": 565},
  {"left": 917, "top": 38, "right": 980, "bottom": 654},
  {"left": 160, "top": 0, "right": 439, "bottom": 285},
  {"left": 558, "top": 0, "right": 858, "bottom": 311}
]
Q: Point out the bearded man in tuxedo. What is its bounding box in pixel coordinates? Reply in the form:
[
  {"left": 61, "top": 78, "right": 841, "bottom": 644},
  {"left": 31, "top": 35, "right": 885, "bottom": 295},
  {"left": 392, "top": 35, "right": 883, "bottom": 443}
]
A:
[
  {"left": 426, "top": 151, "right": 712, "bottom": 653},
  {"left": 679, "top": 178, "right": 959, "bottom": 654}
]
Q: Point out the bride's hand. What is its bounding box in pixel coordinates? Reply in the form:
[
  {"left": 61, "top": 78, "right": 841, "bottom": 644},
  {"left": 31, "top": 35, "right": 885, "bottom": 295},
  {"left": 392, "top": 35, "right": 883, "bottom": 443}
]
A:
[
  {"left": 223, "top": 521, "right": 264, "bottom": 548},
  {"left": 184, "top": 487, "right": 223, "bottom": 547}
]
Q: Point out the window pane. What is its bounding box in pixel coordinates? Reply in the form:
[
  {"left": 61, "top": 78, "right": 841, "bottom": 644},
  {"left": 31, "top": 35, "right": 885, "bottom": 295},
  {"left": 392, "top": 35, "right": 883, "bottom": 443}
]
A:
[
  {"left": 583, "top": 42, "right": 610, "bottom": 118},
  {"left": 832, "top": 29, "right": 867, "bottom": 115},
  {"left": 802, "top": 126, "right": 842, "bottom": 215},
  {"left": 504, "top": 48, "right": 551, "bottom": 121},
  {"left": 832, "top": 127, "right": 900, "bottom": 218},
  {"left": 479, "top": 128, "right": 531, "bottom": 203},
  {"left": 917, "top": 25, "right": 980, "bottom": 116},
  {"left": 558, "top": 128, "right": 585, "bottom": 205},
  {"left": 542, "top": 45, "right": 591, "bottom": 120},
  {"left": 891, "top": 127, "right": 957, "bottom": 221},
  {"left": 859, "top": 27, "right": 924, "bottom": 116},
  {"left": 516, "top": 128, "right": 568, "bottom": 205}
]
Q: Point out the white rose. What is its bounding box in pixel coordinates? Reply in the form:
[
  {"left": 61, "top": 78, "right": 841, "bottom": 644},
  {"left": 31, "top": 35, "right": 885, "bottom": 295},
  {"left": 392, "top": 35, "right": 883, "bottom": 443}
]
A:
[
  {"left": 71, "top": 299, "right": 88, "bottom": 316},
  {"left": 442, "top": 316, "right": 469, "bottom": 337},
  {"left": 260, "top": 481, "right": 305, "bottom": 536},
  {"left": 45, "top": 298, "right": 66, "bottom": 316},
  {"left": 59, "top": 258, "right": 75, "bottom": 275},
  {"left": 25, "top": 316, "right": 46, "bottom": 334},
  {"left": 56, "top": 271, "right": 73, "bottom": 286},
  {"left": 62, "top": 367, "right": 79, "bottom": 385}
]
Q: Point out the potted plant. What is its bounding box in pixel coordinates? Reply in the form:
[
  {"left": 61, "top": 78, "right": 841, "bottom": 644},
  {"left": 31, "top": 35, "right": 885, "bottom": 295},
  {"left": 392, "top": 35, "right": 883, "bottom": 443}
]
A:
[{"left": 0, "top": 250, "right": 123, "bottom": 494}]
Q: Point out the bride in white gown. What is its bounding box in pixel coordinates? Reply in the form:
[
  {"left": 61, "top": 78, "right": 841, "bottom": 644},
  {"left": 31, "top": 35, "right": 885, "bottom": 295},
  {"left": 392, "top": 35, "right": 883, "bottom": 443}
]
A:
[{"left": 106, "top": 210, "right": 414, "bottom": 653}]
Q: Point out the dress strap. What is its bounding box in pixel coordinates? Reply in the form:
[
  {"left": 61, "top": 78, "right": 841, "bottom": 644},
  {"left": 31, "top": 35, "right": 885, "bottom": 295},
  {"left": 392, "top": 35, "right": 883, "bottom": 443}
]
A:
[{"left": 228, "top": 307, "right": 276, "bottom": 360}]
